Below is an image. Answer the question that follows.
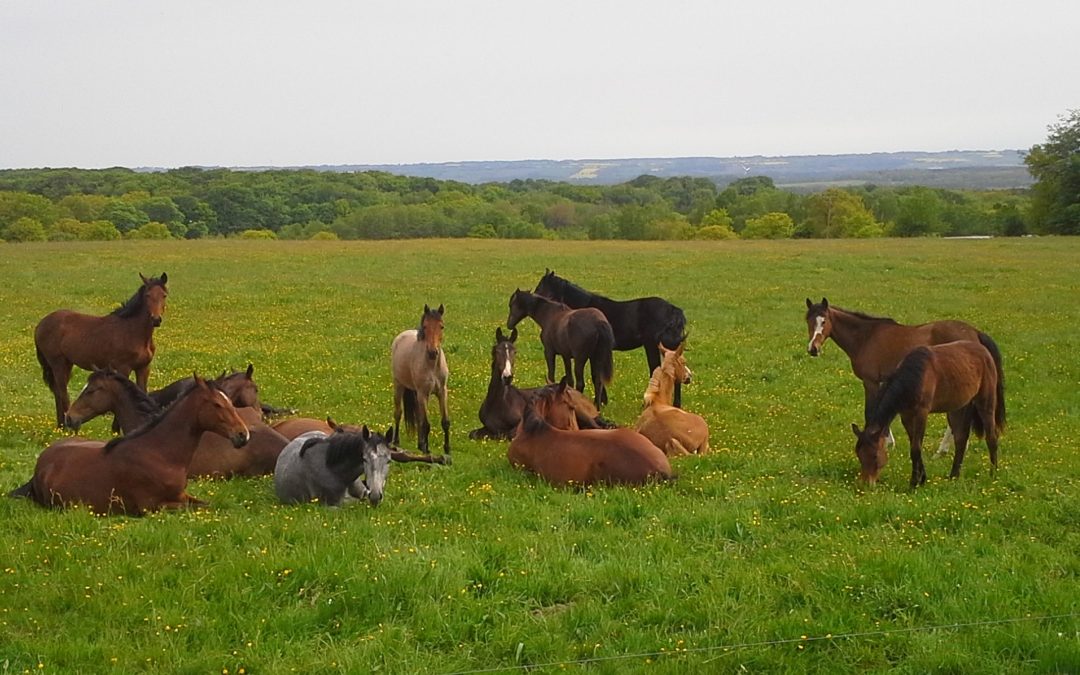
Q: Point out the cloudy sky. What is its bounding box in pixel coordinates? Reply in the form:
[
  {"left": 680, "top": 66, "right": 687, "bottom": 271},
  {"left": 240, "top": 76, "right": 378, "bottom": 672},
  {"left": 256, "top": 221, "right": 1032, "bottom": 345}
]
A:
[{"left": 1, "top": 0, "right": 1077, "bottom": 169}]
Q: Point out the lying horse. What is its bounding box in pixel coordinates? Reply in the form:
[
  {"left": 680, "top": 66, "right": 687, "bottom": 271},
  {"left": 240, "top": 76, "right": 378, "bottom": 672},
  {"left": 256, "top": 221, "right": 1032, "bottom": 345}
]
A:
[
  {"left": 634, "top": 343, "right": 709, "bottom": 456},
  {"left": 274, "top": 426, "right": 392, "bottom": 506},
  {"left": 507, "top": 381, "right": 674, "bottom": 487},
  {"left": 10, "top": 375, "right": 249, "bottom": 515},
  {"left": 851, "top": 340, "right": 1006, "bottom": 489},
  {"left": 149, "top": 364, "right": 295, "bottom": 419}
]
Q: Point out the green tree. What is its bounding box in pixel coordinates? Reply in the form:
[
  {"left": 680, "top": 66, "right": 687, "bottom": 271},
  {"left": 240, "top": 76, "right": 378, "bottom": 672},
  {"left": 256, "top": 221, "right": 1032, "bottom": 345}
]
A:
[
  {"left": 893, "top": 187, "right": 945, "bottom": 237},
  {"left": 1025, "top": 109, "right": 1080, "bottom": 234},
  {"left": 47, "top": 218, "right": 90, "bottom": 241},
  {"left": 126, "top": 222, "right": 172, "bottom": 239},
  {"left": 742, "top": 212, "right": 795, "bottom": 239},
  {"left": 0, "top": 191, "right": 56, "bottom": 229},
  {"left": 101, "top": 200, "right": 149, "bottom": 233},
  {"left": 801, "top": 189, "right": 882, "bottom": 238},
  {"left": 3, "top": 216, "right": 47, "bottom": 242}
]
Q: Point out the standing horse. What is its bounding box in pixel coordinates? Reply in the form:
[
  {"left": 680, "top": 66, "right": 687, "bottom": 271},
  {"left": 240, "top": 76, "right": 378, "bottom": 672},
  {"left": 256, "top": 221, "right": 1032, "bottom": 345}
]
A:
[
  {"left": 507, "top": 381, "right": 674, "bottom": 487},
  {"left": 391, "top": 304, "right": 451, "bottom": 462},
  {"left": 805, "top": 297, "right": 1004, "bottom": 455},
  {"left": 507, "top": 289, "right": 615, "bottom": 408},
  {"left": 469, "top": 327, "right": 614, "bottom": 440},
  {"left": 34, "top": 272, "right": 168, "bottom": 427},
  {"left": 534, "top": 269, "right": 687, "bottom": 406},
  {"left": 851, "top": 340, "right": 1006, "bottom": 488},
  {"left": 10, "top": 375, "right": 249, "bottom": 515},
  {"left": 634, "top": 343, "right": 709, "bottom": 456},
  {"left": 274, "top": 426, "right": 392, "bottom": 506}
]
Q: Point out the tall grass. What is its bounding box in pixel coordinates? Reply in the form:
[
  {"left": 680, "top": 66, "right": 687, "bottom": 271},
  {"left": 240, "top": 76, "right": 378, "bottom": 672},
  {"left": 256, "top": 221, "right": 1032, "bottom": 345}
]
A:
[{"left": 0, "top": 238, "right": 1077, "bottom": 673}]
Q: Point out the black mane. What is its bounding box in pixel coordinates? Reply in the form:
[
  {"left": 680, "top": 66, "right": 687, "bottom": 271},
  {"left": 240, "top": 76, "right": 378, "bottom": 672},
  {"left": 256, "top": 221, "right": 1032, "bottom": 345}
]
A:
[
  {"left": 102, "top": 370, "right": 162, "bottom": 419},
  {"left": 868, "top": 347, "right": 932, "bottom": 429},
  {"left": 111, "top": 276, "right": 166, "bottom": 319},
  {"left": 540, "top": 272, "right": 607, "bottom": 305},
  {"left": 322, "top": 432, "right": 374, "bottom": 477}
]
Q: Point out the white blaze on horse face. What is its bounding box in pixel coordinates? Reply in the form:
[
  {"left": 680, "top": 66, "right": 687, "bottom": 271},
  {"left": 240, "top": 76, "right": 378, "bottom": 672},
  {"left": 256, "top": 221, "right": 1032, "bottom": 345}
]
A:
[
  {"left": 501, "top": 346, "right": 513, "bottom": 380},
  {"left": 809, "top": 316, "right": 826, "bottom": 353}
]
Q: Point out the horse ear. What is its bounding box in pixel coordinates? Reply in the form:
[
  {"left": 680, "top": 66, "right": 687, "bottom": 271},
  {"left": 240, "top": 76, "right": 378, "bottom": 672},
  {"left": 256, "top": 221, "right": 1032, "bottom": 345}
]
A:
[
  {"left": 160, "top": 272, "right": 168, "bottom": 284},
  {"left": 245, "top": 363, "right": 254, "bottom": 379},
  {"left": 675, "top": 341, "right": 686, "bottom": 356},
  {"left": 437, "top": 304, "right": 444, "bottom": 316},
  {"left": 496, "top": 327, "right": 504, "bottom": 342},
  {"left": 821, "top": 297, "right": 829, "bottom": 308},
  {"left": 510, "top": 327, "right": 518, "bottom": 343},
  {"left": 193, "top": 372, "right": 206, "bottom": 388},
  {"left": 327, "top": 416, "right": 339, "bottom": 430},
  {"left": 851, "top": 423, "right": 862, "bottom": 437},
  {"left": 558, "top": 376, "right": 571, "bottom": 391},
  {"left": 140, "top": 272, "right": 149, "bottom": 284},
  {"left": 806, "top": 298, "right": 813, "bottom": 309},
  {"left": 385, "top": 425, "right": 394, "bottom": 440},
  {"left": 423, "top": 304, "right": 430, "bottom": 315},
  {"left": 361, "top": 425, "right": 370, "bottom": 440}
]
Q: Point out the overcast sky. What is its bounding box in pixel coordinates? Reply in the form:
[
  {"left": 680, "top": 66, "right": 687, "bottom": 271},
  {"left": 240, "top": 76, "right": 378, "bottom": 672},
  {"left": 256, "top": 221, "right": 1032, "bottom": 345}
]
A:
[{"left": 1, "top": 0, "right": 1077, "bottom": 169}]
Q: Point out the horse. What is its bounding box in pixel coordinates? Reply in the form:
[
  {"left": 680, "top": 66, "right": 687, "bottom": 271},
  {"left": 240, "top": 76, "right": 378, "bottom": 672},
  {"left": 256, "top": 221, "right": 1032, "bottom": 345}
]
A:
[
  {"left": 9, "top": 374, "right": 249, "bottom": 515},
  {"left": 469, "top": 327, "right": 614, "bottom": 440},
  {"left": 274, "top": 426, "right": 392, "bottom": 506},
  {"left": 507, "top": 380, "right": 675, "bottom": 487},
  {"left": 391, "top": 304, "right": 451, "bottom": 462},
  {"left": 149, "top": 364, "right": 295, "bottom": 419},
  {"left": 63, "top": 368, "right": 289, "bottom": 479},
  {"left": 534, "top": 269, "right": 687, "bottom": 406},
  {"left": 805, "top": 297, "right": 1004, "bottom": 456},
  {"left": 634, "top": 342, "right": 709, "bottom": 456},
  {"left": 851, "top": 340, "right": 1006, "bottom": 489},
  {"left": 272, "top": 417, "right": 336, "bottom": 441},
  {"left": 507, "top": 289, "right": 615, "bottom": 408},
  {"left": 34, "top": 272, "right": 168, "bottom": 427}
]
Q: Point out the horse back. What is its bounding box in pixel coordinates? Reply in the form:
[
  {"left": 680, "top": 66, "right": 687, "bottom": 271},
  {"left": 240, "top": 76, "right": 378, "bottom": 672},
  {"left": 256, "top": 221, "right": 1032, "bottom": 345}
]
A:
[
  {"left": 925, "top": 341, "right": 997, "bottom": 412},
  {"left": 36, "top": 309, "right": 153, "bottom": 370}
]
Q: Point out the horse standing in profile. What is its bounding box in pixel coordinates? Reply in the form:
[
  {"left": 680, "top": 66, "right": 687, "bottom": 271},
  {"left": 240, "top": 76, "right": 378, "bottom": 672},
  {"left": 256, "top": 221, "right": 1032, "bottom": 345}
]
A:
[
  {"left": 274, "top": 426, "right": 392, "bottom": 507},
  {"left": 507, "top": 289, "right": 614, "bottom": 408},
  {"left": 634, "top": 343, "right": 709, "bottom": 456},
  {"left": 34, "top": 272, "right": 168, "bottom": 427},
  {"left": 391, "top": 304, "right": 451, "bottom": 462},
  {"left": 805, "top": 297, "right": 1004, "bottom": 455},
  {"left": 851, "top": 340, "right": 1006, "bottom": 489},
  {"left": 534, "top": 270, "right": 687, "bottom": 406},
  {"left": 10, "top": 375, "right": 249, "bottom": 515}
]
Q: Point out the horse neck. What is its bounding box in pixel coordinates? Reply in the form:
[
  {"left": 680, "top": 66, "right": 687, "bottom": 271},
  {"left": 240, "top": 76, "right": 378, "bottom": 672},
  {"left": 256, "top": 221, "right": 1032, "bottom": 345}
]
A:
[
  {"left": 113, "top": 386, "right": 159, "bottom": 433},
  {"left": 827, "top": 308, "right": 881, "bottom": 357},
  {"left": 108, "top": 309, "right": 157, "bottom": 341},
  {"left": 117, "top": 394, "right": 206, "bottom": 465},
  {"left": 528, "top": 295, "right": 564, "bottom": 326},
  {"left": 643, "top": 366, "right": 676, "bottom": 407}
]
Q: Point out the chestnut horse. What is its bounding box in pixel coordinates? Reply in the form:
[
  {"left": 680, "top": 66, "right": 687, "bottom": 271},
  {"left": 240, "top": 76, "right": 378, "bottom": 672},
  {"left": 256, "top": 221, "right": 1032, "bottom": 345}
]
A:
[
  {"left": 805, "top": 297, "right": 1004, "bottom": 455},
  {"left": 507, "top": 381, "right": 674, "bottom": 487},
  {"left": 10, "top": 375, "right": 249, "bottom": 515},
  {"left": 63, "top": 368, "right": 289, "bottom": 478},
  {"left": 391, "top": 304, "right": 451, "bottom": 462},
  {"left": 851, "top": 340, "right": 1006, "bottom": 488},
  {"left": 35, "top": 272, "right": 168, "bottom": 427},
  {"left": 469, "top": 327, "right": 614, "bottom": 440},
  {"left": 634, "top": 343, "right": 709, "bottom": 456},
  {"left": 507, "top": 289, "right": 614, "bottom": 408}
]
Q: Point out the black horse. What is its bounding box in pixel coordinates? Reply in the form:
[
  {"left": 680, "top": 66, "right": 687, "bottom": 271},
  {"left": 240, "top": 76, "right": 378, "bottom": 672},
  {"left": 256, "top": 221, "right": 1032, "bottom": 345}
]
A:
[{"left": 534, "top": 269, "right": 687, "bottom": 407}]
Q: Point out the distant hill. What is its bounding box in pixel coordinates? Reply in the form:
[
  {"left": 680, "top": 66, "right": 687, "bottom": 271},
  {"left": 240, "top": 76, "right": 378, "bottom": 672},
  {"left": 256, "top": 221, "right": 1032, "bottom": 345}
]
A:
[{"left": 260, "top": 150, "right": 1031, "bottom": 190}]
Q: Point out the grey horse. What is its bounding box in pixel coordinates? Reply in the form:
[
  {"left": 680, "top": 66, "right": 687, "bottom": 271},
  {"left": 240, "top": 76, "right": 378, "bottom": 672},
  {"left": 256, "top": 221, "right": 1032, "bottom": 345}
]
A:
[{"left": 273, "top": 427, "right": 391, "bottom": 506}]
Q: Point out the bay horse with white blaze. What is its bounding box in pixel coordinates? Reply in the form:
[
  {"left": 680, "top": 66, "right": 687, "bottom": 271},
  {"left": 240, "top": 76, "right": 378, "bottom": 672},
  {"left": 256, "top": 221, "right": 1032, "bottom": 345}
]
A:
[
  {"left": 35, "top": 272, "right": 168, "bottom": 427},
  {"left": 391, "top": 304, "right": 451, "bottom": 462},
  {"left": 851, "top": 340, "right": 1005, "bottom": 488}
]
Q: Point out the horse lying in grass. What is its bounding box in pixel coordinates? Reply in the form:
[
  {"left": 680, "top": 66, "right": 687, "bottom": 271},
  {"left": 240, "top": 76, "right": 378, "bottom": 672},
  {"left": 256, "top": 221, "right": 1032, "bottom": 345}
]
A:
[
  {"left": 634, "top": 343, "right": 709, "bottom": 456},
  {"left": 274, "top": 426, "right": 393, "bottom": 507}
]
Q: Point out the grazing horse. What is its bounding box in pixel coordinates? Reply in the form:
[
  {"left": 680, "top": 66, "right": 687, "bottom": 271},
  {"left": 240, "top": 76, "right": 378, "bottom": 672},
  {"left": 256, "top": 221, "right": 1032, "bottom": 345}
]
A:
[
  {"left": 805, "top": 297, "right": 1004, "bottom": 455},
  {"left": 10, "top": 375, "right": 249, "bottom": 515},
  {"left": 507, "top": 381, "right": 674, "bottom": 487},
  {"left": 34, "top": 272, "right": 168, "bottom": 427},
  {"left": 634, "top": 343, "right": 709, "bottom": 456},
  {"left": 534, "top": 269, "right": 687, "bottom": 406},
  {"left": 507, "top": 289, "right": 615, "bottom": 408},
  {"left": 469, "top": 327, "right": 614, "bottom": 440},
  {"left": 274, "top": 426, "right": 392, "bottom": 506},
  {"left": 63, "top": 368, "right": 289, "bottom": 478},
  {"left": 851, "top": 340, "right": 1006, "bottom": 488},
  {"left": 391, "top": 304, "right": 451, "bottom": 462}
]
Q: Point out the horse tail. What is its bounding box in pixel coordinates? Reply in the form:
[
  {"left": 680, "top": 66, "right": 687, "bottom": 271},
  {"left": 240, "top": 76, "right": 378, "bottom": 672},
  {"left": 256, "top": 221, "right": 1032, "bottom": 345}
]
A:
[
  {"left": 659, "top": 306, "right": 687, "bottom": 350},
  {"left": 36, "top": 345, "right": 55, "bottom": 389},
  {"left": 976, "top": 331, "right": 1006, "bottom": 435},
  {"left": 594, "top": 321, "right": 615, "bottom": 386},
  {"left": 402, "top": 388, "right": 419, "bottom": 432}
]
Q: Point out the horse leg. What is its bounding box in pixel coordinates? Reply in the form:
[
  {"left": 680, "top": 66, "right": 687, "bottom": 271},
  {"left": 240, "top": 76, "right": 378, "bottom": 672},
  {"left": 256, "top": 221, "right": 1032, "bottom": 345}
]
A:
[
  {"left": 417, "top": 397, "right": 431, "bottom": 455},
  {"left": 946, "top": 407, "right": 972, "bottom": 479},
  {"left": 976, "top": 396, "right": 1000, "bottom": 474},
  {"left": 437, "top": 386, "right": 451, "bottom": 460},
  {"left": 134, "top": 364, "right": 150, "bottom": 391},
  {"left": 544, "top": 346, "right": 557, "bottom": 384},
  {"left": 901, "top": 411, "right": 928, "bottom": 488},
  {"left": 667, "top": 439, "right": 691, "bottom": 457},
  {"left": 392, "top": 384, "right": 404, "bottom": 445},
  {"left": 49, "top": 359, "right": 73, "bottom": 428},
  {"left": 563, "top": 355, "right": 575, "bottom": 389}
]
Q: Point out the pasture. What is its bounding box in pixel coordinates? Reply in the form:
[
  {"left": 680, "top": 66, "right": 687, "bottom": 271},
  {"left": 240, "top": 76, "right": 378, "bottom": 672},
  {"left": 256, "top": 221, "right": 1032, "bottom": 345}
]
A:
[{"left": 0, "top": 238, "right": 1077, "bottom": 673}]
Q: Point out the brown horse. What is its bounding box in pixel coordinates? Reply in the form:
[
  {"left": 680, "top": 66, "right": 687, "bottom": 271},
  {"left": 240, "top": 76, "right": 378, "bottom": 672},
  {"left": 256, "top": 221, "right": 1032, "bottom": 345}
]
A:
[
  {"left": 272, "top": 417, "right": 336, "bottom": 440},
  {"left": 63, "top": 368, "right": 289, "bottom": 478},
  {"left": 35, "top": 272, "right": 168, "bottom": 427},
  {"left": 507, "top": 381, "right": 674, "bottom": 487},
  {"left": 149, "top": 364, "right": 295, "bottom": 419},
  {"left": 805, "top": 297, "right": 1004, "bottom": 455},
  {"left": 507, "top": 289, "right": 615, "bottom": 408},
  {"left": 851, "top": 340, "right": 1006, "bottom": 488},
  {"left": 10, "top": 375, "right": 249, "bottom": 515},
  {"left": 391, "top": 304, "right": 451, "bottom": 462},
  {"left": 634, "top": 343, "right": 709, "bottom": 456}
]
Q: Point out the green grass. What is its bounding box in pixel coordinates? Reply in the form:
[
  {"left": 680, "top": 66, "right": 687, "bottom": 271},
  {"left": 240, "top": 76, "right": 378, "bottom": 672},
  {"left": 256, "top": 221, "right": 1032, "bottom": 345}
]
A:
[{"left": 1, "top": 238, "right": 1078, "bottom": 674}]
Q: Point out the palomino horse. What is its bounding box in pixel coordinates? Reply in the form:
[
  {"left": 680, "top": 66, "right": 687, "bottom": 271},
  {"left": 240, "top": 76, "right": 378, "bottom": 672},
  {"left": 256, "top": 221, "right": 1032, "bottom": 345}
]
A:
[
  {"left": 634, "top": 343, "right": 709, "bottom": 456},
  {"left": 469, "top": 327, "right": 614, "bottom": 440},
  {"left": 63, "top": 368, "right": 289, "bottom": 478},
  {"left": 534, "top": 270, "right": 687, "bottom": 406},
  {"left": 851, "top": 340, "right": 1006, "bottom": 489},
  {"left": 507, "top": 381, "right": 674, "bottom": 487},
  {"left": 507, "top": 289, "right": 615, "bottom": 408},
  {"left": 34, "top": 272, "right": 168, "bottom": 427},
  {"left": 391, "top": 304, "right": 451, "bottom": 462},
  {"left": 805, "top": 297, "right": 1004, "bottom": 455},
  {"left": 274, "top": 426, "right": 392, "bottom": 506},
  {"left": 10, "top": 375, "right": 249, "bottom": 515}
]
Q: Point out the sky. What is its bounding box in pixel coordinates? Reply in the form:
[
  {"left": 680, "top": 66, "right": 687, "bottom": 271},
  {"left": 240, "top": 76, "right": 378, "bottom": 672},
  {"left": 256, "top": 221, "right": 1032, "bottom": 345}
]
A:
[{"left": 1, "top": 0, "right": 1078, "bottom": 169}]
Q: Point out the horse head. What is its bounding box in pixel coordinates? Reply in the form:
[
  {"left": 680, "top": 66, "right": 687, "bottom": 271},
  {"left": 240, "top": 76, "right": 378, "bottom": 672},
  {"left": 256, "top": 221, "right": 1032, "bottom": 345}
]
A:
[
  {"left": 64, "top": 368, "right": 122, "bottom": 430},
  {"left": 851, "top": 422, "right": 889, "bottom": 485},
  {"left": 139, "top": 272, "right": 169, "bottom": 327},
  {"left": 805, "top": 297, "right": 831, "bottom": 356},
  {"left": 418, "top": 304, "right": 445, "bottom": 361},
  {"left": 659, "top": 342, "right": 692, "bottom": 385},
  {"left": 359, "top": 425, "right": 392, "bottom": 506},
  {"left": 494, "top": 327, "right": 518, "bottom": 385},
  {"left": 506, "top": 290, "right": 532, "bottom": 329},
  {"left": 533, "top": 269, "right": 559, "bottom": 299},
  {"left": 193, "top": 374, "right": 250, "bottom": 448},
  {"left": 215, "top": 363, "right": 260, "bottom": 409},
  {"left": 532, "top": 379, "right": 578, "bottom": 430}
]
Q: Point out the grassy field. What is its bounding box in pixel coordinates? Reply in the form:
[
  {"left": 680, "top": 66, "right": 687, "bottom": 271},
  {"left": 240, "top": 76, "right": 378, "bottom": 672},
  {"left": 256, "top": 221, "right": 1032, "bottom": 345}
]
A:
[{"left": 0, "top": 238, "right": 1077, "bottom": 674}]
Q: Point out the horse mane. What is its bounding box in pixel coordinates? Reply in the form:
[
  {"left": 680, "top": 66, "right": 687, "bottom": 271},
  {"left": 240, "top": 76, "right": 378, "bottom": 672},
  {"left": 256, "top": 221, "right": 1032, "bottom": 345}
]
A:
[
  {"left": 103, "top": 379, "right": 219, "bottom": 453},
  {"left": 520, "top": 395, "right": 553, "bottom": 436},
  {"left": 836, "top": 306, "right": 899, "bottom": 325},
  {"left": 868, "top": 347, "right": 932, "bottom": 429},
  {"left": 100, "top": 370, "right": 162, "bottom": 419},
  {"left": 643, "top": 365, "right": 664, "bottom": 407},
  {"left": 545, "top": 272, "right": 607, "bottom": 304},
  {"left": 320, "top": 432, "right": 370, "bottom": 473},
  {"left": 112, "top": 276, "right": 165, "bottom": 319}
]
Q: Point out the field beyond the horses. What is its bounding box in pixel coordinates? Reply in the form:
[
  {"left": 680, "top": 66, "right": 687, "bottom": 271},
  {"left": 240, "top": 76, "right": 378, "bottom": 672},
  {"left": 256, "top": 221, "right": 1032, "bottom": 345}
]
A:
[{"left": 1, "top": 239, "right": 1077, "bottom": 673}]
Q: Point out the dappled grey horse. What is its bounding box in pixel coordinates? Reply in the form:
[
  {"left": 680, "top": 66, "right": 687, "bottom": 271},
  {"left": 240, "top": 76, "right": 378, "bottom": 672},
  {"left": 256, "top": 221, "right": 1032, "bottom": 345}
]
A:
[{"left": 273, "top": 427, "right": 391, "bottom": 506}]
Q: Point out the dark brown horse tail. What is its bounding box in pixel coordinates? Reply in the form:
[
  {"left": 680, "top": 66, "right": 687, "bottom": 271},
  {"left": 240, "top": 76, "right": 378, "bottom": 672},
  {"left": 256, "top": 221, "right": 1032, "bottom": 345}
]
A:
[
  {"left": 595, "top": 321, "right": 615, "bottom": 385},
  {"left": 36, "top": 345, "right": 55, "bottom": 389},
  {"left": 977, "top": 331, "right": 1006, "bottom": 435},
  {"left": 402, "top": 388, "right": 419, "bottom": 432},
  {"left": 9, "top": 479, "right": 35, "bottom": 500}
]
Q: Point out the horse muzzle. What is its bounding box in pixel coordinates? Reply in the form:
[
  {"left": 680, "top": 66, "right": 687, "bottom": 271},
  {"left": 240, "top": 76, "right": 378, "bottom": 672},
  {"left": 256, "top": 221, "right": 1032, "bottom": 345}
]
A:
[
  {"left": 808, "top": 344, "right": 821, "bottom": 357},
  {"left": 62, "top": 414, "right": 83, "bottom": 432},
  {"left": 231, "top": 430, "right": 250, "bottom": 448},
  {"left": 427, "top": 349, "right": 440, "bottom": 361},
  {"left": 151, "top": 316, "right": 163, "bottom": 328},
  {"left": 367, "top": 488, "right": 383, "bottom": 506}
]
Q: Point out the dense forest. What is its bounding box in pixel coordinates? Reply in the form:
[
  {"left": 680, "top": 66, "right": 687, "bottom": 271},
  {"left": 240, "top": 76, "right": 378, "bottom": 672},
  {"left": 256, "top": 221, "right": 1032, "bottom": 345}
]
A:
[{"left": 0, "top": 166, "right": 1037, "bottom": 243}]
